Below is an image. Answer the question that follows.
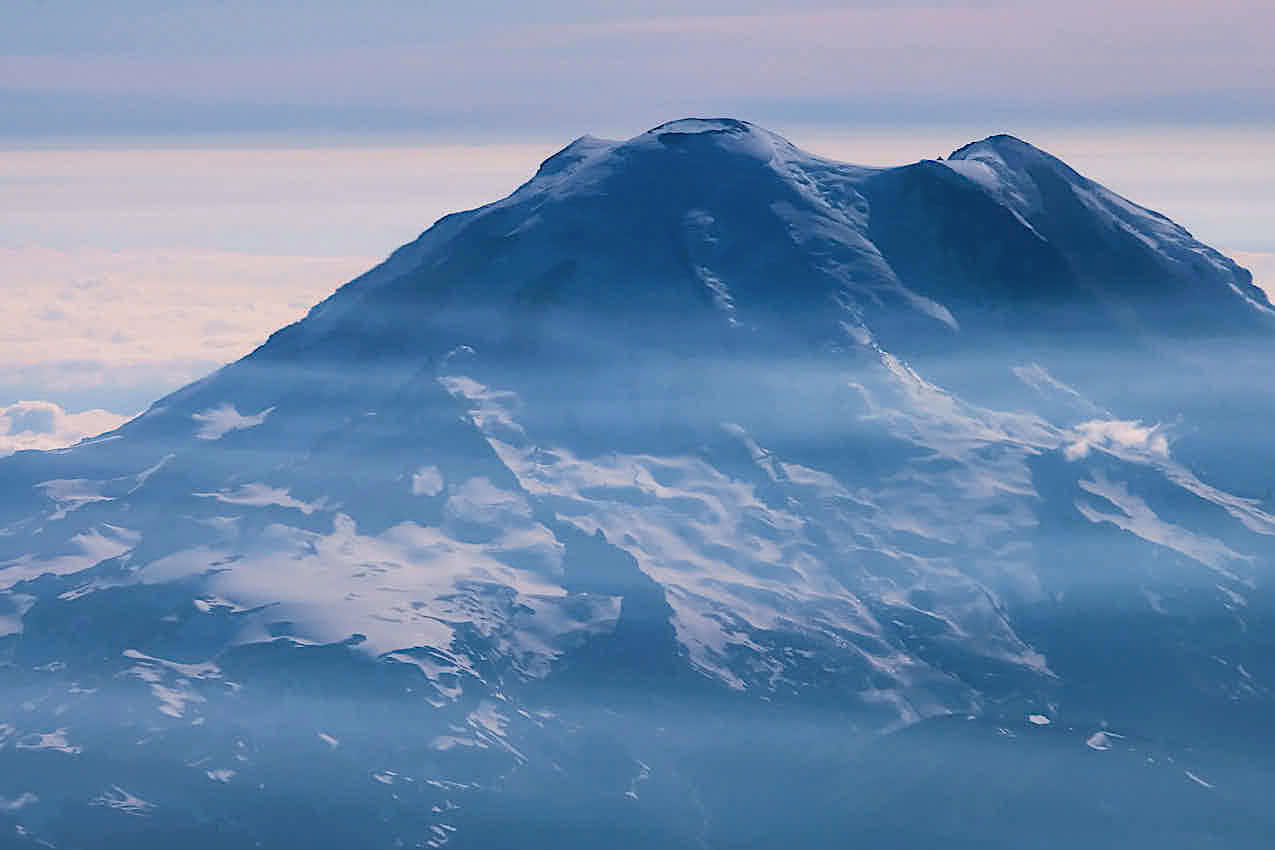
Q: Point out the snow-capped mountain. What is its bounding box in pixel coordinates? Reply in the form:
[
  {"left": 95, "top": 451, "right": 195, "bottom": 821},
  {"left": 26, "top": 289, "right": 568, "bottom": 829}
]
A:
[{"left": 2, "top": 119, "right": 1274, "bottom": 848}]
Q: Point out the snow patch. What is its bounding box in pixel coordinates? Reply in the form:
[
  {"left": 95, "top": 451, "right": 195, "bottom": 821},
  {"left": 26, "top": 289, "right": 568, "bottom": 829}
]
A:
[
  {"left": 411, "top": 465, "right": 445, "bottom": 497},
  {"left": 0, "top": 527, "right": 135, "bottom": 594},
  {"left": 1066, "top": 419, "right": 1168, "bottom": 460},
  {"left": 0, "top": 793, "right": 38, "bottom": 812},
  {"left": 192, "top": 404, "right": 274, "bottom": 440},
  {"left": 91, "top": 786, "right": 155, "bottom": 816},
  {"left": 443, "top": 477, "right": 531, "bottom": 528},
  {"left": 36, "top": 478, "right": 113, "bottom": 520},
  {"left": 1183, "top": 770, "right": 1214, "bottom": 789},
  {"left": 193, "top": 483, "right": 326, "bottom": 515},
  {"left": 1076, "top": 472, "right": 1248, "bottom": 575},
  {"left": 16, "top": 729, "right": 81, "bottom": 755}
]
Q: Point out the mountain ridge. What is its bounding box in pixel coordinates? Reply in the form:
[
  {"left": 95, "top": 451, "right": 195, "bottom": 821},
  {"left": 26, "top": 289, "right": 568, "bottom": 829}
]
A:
[{"left": 249, "top": 119, "right": 1269, "bottom": 384}]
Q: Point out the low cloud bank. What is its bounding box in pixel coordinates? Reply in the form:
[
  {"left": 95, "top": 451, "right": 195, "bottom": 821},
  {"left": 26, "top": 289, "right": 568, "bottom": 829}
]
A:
[{"left": 0, "top": 399, "right": 129, "bottom": 456}]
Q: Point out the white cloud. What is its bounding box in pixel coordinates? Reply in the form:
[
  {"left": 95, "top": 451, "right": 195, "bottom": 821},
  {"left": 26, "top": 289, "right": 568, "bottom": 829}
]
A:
[
  {"left": 0, "top": 245, "right": 369, "bottom": 398},
  {"left": 0, "top": 143, "right": 550, "bottom": 412},
  {"left": 0, "top": 399, "right": 129, "bottom": 457}
]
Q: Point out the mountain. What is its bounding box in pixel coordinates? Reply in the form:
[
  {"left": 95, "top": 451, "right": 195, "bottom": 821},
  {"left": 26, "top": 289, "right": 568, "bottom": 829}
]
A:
[{"left": 2, "top": 118, "right": 1274, "bottom": 848}]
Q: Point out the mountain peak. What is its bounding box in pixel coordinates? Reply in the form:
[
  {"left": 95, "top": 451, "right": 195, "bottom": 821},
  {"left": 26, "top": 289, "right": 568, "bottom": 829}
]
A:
[
  {"left": 945, "top": 133, "right": 1084, "bottom": 189},
  {"left": 533, "top": 133, "right": 616, "bottom": 177},
  {"left": 537, "top": 118, "right": 806, "bottom": 179},
  {"left": 952, "top": 132, "right": 1044, "bottom": 154},
  {"left": 641, "top": 117, "right": 793, "bottom": 148},
  {"left": 294, "top": 117, "right": 1269, "bottom": 374},
  {"left": 633, "top": 117, "right": 803, "bottom": 165},
  {"left": 645, "top": 117, "right": 759, "bottom": 136}
]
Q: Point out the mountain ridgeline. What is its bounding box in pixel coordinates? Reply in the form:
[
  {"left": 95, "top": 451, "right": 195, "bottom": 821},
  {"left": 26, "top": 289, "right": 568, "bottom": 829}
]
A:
[
  {"left": 2, "top": 119, "right": 1274, "bottom": 848},
  {"left": 248, "top": 120, "right": 1269, "bottom": 364}
]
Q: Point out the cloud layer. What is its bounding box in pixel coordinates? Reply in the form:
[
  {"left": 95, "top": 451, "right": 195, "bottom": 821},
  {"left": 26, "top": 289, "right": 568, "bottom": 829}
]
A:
[
  {"left": 1, "top": 142, "right": 559, "bottom": 412},
  {"left": 0, "top": 400, "right": 129, "bottom": 456},
  {"left": 0, "top": 245, "right": 370, "bottom": 413}
]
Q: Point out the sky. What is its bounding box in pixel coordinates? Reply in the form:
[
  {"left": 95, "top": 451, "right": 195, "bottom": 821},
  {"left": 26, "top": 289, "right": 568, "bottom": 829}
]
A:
[
  {"left": 2, "top": 0, "right": 1274, "bottom": 453},
  {"left": 3, "top": 0, "right": 1274, "bottom": 138}
]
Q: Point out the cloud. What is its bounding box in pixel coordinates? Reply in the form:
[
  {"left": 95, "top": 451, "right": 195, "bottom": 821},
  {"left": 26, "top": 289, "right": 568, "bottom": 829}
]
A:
[
  {"left": 0, "top": 142, "right": 551, "bottom": 412},
  {"left": 0, "top": 245, "right": 374, "bottom": 413},
  {"left": 0, "top": 245, "right": 368, "bottom": 377},
  {"left": 0, "top": 400, "right": 130, "bottom": 456}
]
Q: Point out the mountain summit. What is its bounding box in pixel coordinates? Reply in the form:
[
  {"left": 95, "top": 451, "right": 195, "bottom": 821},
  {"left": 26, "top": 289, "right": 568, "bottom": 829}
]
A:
[
  {"left": 2, "top": 120, "right": 1274, "bottom": 849},
  {"left": 263, "top": 119, "right": 1270, "bottom": 380}
]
